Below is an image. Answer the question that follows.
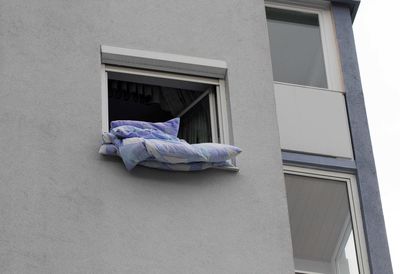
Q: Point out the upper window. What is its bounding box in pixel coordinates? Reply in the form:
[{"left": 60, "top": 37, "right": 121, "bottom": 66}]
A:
[
  {"left": 266, "top": 7, "right": 327, "bottom": 88},
  {"left": 265, "top": 2, "right": 343, "bottom": 91}
]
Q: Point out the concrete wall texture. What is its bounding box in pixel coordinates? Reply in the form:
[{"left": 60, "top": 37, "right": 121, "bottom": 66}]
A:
[
  {"left": 0, "top": 0, "right": 294, "bottom": 273},
  {"left": 332, "top": 4, "right": 393, "bottom": 274}
]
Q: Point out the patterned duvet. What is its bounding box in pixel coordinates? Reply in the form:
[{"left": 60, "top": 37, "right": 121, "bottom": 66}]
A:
[{"left": 99, "top": 119, "right": 241, "bottom": 171}]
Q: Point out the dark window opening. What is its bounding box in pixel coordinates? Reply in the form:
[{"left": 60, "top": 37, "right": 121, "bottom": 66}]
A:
[{"left": 108, "top": 73, "right": 216, "bottom": 144}]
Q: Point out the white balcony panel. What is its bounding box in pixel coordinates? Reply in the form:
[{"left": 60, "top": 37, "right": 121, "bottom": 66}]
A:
[{"left": 274, "top": 83, "right": 353, "bottom": 158}]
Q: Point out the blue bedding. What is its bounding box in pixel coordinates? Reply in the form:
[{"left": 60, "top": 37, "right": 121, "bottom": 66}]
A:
[{"left": 99, "top": 119, "right": 241, "bottom": 171}]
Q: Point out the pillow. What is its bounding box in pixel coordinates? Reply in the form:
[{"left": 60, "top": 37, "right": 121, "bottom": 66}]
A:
[
  {"left": 118, "top": 138, "right": 151, "bottom": 170},
  {"left": 144, "top": 139, "right": 242, "bottom": 164},
  {"left": 111, "top": 125, "right": 178, "bottom": 141},
  {"left": 99, "top": 144, "right": 119, "bottom": 156},
  {"left": 102, "top": 132, "right": 122, "bottom": 147},
  {"left": 191, "top": 143, "right": 242, "bottom": 163},
  {"left": 139, "top": 160, "right": 234, "bottom": 171},
  {"left": 110, "top": 118, "right": 180, "bottom": 137}
]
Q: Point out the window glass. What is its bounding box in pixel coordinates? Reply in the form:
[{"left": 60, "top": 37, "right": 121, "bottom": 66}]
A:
[
  {"left": 266, "top": 7, "right": 328, "bottom": 88},
  {"left": 284, "top": 174, "right": 360, "bottom": 274},
  {"left": 108, "top": 74, "right": 215, "bottom": 144}
]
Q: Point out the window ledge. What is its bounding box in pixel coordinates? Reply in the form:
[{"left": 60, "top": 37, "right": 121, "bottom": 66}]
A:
[{"left": 214, "top": 165, "right": 240, "bottom": 172}]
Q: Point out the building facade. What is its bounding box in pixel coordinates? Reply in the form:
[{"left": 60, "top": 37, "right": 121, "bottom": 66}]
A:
[{"left": 0, "top": 0, "right": 392, "bottom": 273}]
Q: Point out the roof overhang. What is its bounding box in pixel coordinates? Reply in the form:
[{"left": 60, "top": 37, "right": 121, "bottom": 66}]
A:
[{"left": 331, "top": 0, "right": 360, "bottom": 21}]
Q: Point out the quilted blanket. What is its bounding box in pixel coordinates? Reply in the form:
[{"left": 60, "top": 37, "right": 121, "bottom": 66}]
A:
[{"left": 99, "top": 119, "right": 241, "bottom": 171}]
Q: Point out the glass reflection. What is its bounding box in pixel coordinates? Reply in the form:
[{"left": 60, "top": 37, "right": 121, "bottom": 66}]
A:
[
  {"left": 266, "top": 7, "right": 328, "bottom": 88},
  {"left": 285, "top": 174, "right": 360, "bottom": 274}
]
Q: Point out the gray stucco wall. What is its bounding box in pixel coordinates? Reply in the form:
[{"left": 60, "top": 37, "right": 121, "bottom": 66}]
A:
[{"left": 0, "top": 0, "right": 294, "bottom": 273}]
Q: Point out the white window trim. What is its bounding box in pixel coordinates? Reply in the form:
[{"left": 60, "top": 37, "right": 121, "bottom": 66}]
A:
[
  {"left": 101, "top": 65, "right": 232, "bottom": 146},
  {"left": 265, "top": 0, "right": 344, "bottom": 93},
  {"left": 283, "top": 165, "right": 370, "bottom": 274},
  {"left": 332, "top": 213, "right": 355, "bottom": 273},
  {"left": 295, "top": 271, "right": 326, "bottom": 274}
]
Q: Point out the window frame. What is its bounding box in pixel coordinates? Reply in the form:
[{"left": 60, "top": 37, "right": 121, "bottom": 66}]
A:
[
  {"left": 283, "top": 165, "right": 370, "bottom": 274},
  {"left": 101, "top": 64, "right": 231, "bottom": 146},
  {"left": 265, "top": 0, "right": 344, "bottom": 93}
]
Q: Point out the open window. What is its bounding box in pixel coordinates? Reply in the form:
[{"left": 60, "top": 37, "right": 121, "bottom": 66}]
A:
[
  {"left": 106, "top": 68, "right": 218, "bottom": 144},
  {"left": 284, "top": 167, "right": 370, "bottom": 274},
  {"left": 99, "top": 47, "right": 238, "bottom": 171},
  {"left": 101, "top": 65, "right": 231, "bottom": 145}
]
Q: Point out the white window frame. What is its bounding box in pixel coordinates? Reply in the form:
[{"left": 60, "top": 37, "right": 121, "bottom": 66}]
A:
[
  {"left": 283, "top": 165, "right": 370, "bottom": 274},
  {"left": 101, "top": 64, "right": 231, "bottom": 146},
  {"left": 265, "top": 0, "right": 344, "bottom": 93}
]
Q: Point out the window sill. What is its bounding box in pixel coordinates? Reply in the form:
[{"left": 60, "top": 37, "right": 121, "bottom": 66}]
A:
[{"left": 214, "top": 165, "right": 240, "bottom": 172}]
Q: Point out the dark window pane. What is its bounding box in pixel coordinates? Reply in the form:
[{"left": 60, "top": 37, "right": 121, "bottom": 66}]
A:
[
  {"left": 178, "top": 95, "right": 212, "bottom": 144},
  {"left": 108, "top": 78, "right": 213, "bottom": 143}
]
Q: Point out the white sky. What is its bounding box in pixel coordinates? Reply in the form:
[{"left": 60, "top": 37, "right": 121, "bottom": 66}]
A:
[{"left": 353, "top": 0, "right": 400, "bottom": 272}]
